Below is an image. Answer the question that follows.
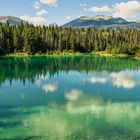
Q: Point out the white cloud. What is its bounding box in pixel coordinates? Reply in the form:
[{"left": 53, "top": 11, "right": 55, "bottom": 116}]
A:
[
  {"left": 83, "top": 0, "right": 140, "bottom": 19},
  {"left": 113, "top": 0, "right": 140, "bottom": 18},
  {"left": 87, "top": 77, "right": 109, "bottom": 84},
  {"left": 65, "top": 14, "right": 84, "bottom": 20},
  {"left": 65, "top": 16, "right": 73, "bottom": 20},
  {"left": 42, "top": 83, "right": 57, "bottom": 93},
  {"left": 65, "top": 89, "right": 82, "bottom": 101},
  {"left": 111, "top": 72, "right": 136, "bottom": 89},
  {"left": 65, "top": 15, "right": 77, "bottom": 20},
  {"left": 36, "top": 9, "right": 48, "bottom": 16},
  {"left": 80, "top": 3, "right": 87, "bottom": 8},
  {"left": 34, "top": 1, "right": 41, "bottom": 9},
  {"left": 40, "top": 0, "right": 58, "bottom": 7},
  {"left": 65, "top": 89, "right": 104, "bottom": 114},
  {"left": 35, "top": 75, "right": 57, "bottom": 93},
  {"left": 86, "top": 5, "right": 112, "bottom": 13},
  {"left": 86, "top": 71, "right": 139, "bottom": 89},
  {"left": 20, "top": 15, "right": 47, "bottom": 25},
  {"left": 35, "top": 75, "right": 48, "bottom": 86}
]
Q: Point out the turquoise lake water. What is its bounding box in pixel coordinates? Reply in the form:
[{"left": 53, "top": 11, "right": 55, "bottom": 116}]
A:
[{"left": 0, "top": 55, "right": 140, "bottom": 140}]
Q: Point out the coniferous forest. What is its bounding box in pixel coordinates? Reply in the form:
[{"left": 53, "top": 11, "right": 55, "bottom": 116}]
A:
[{"left": 0, "top": 22, "right": 140, "bottom": 56}]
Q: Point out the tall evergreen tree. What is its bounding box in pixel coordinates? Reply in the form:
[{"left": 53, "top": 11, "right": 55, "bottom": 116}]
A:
[{"left": 0, "top": 23, "right": 140, "bottom": 55}]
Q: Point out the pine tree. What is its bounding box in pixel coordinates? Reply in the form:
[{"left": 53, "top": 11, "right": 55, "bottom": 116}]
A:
[{"left": 0, "top": 23, "right": 140, "bottom": 56}]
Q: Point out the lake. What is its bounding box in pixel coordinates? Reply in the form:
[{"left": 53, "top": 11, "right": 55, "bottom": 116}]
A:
[{"left": 0, "top": 55, "right": 140, "bottom": 140}]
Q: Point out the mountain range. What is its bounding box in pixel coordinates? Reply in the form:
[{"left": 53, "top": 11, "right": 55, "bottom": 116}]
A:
[
  {"left": 62, "top": 15, "right": 140, "bottom": 29},
  {"left": 0, "top": 15, "right": 140, "bottom": 29}
]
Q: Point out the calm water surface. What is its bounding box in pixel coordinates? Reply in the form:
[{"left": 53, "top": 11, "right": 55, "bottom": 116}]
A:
[{"left": 0, "top": 55, "right": 140, "bottom": 140}]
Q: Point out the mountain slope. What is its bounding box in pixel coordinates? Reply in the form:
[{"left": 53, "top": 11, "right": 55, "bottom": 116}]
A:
[
  {"left": 136, "top": 20, "right": 140, "bottom": 23},
  {"left": 62, "top": 16, "right": 140, "bottom": 29},
  {"left": 0, "top": 16, "right": 22, "bottom": 26}
]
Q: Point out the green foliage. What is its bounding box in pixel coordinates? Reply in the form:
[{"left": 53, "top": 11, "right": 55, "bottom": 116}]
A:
[
  {"left": 0, "top": 23, "right": 140, "bottom": 55},
  {"left": 1, "top": 55, "right": 140, "bottom": 86}
]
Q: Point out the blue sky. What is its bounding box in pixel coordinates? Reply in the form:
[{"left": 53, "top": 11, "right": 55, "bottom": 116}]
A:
[{"left": 0, "top": 0, "right": 140, "bottom": 25}]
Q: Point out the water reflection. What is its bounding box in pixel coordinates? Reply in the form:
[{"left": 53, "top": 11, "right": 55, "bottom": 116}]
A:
[
  {"left": 42, "top": 83, "right": 58, "bottom": 94},
  {"left": 35, "top": 75, "right": 48, "bottom": 86},
  {"left": 87, "top": 77, "right": 109, "bottom": 84},
  {"left": 0, "top": 56, "right": 140, "bottom": 105},
  {"left": 1, "top": 55, "right": 140, "bottom": 139},
  {"left": 1, "top": 93, "right": 140, "bottom": 139},
  {"left": 87, "top": 71, "right": 139, "bottom": 89},
  {"left": 1, "top": 55, "right": 140, "bottom": 86},
  {"left": 21, "top": 94, "right": 140, "bottom": 139},
  {"left": 111, "top": 71, "right": 137, "bottom": 89}
]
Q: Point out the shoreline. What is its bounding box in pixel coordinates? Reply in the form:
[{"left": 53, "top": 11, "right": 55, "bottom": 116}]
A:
[
  {"left": 95, "top": 52, "right": 140, "bottom": 60},
  {"left": 0, "top": 52, "right": 139, "bottom": 60}
]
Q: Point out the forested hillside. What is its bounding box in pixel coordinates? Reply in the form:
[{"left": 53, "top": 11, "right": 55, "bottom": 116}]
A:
[{"left": 0, "top": 23, "right": 140, "bottom": 55}]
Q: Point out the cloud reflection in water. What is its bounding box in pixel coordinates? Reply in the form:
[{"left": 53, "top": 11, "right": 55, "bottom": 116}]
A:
[
  {"left": 16, "top": 89, "right": 140, "bottom": 140},
  {"left": 35, "top": 75, "right": 58, "bottom": 94},
  {"left": 87, "top": 71, "right": 139, "bottom": 89},
  {"left": 42, "top": 83, "right": 58, "bottom": 93}
]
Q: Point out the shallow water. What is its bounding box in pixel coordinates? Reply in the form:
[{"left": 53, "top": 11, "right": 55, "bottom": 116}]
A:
[{"left": 0, "top": 55, "right": 140, "bottom": 140}]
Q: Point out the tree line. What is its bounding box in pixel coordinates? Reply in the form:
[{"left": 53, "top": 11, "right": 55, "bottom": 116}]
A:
[{"left": 0, "top": 23, "right": 140, "bottom": 55}]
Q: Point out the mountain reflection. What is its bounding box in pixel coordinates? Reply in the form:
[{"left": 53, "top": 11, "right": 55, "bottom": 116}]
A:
[{"left": 1, "top": 55, "right": 140, "bottom": 86}]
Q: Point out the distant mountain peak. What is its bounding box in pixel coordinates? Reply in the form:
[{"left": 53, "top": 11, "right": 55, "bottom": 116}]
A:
[
  {"left": 62, "top": 15, "right": 130, "bottom": 28},
  {"left": 0, "top": 16, "right": 23, "bottom": 26},
  {"left": 79, "top": 15, "right": 113, "bottom": 20}
]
